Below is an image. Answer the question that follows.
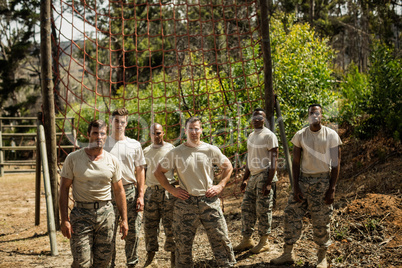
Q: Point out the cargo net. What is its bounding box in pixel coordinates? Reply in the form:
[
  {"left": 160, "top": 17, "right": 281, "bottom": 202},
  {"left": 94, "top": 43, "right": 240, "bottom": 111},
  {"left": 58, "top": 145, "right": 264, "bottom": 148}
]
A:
[{"left": 52, "top": 0, "right": 265, "bottom": 198}]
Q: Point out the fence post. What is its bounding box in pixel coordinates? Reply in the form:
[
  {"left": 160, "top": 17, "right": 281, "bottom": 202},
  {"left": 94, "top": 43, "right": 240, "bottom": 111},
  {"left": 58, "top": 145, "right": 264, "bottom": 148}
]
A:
[
  {"left": 39, "top": 124, "right": 58, "bottom": 256},
  {"left": 0, "top": 119, "right": 3, "bottom": 177},
  {"left": 35, "top": 112, "right": 42, "bottom": 226}
]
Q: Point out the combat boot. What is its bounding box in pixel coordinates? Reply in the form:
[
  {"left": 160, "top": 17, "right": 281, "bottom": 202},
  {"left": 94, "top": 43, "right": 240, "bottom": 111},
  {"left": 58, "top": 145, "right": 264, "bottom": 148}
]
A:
[
  {"left": 170, "top": 251, "right": 175, "bottom": 268},
  {"left": 316, "top": 247, "right": 328, "bottom": 268},
  {"left": 250, "top": 235, "right": 270, "bottom": 253},
  {"left": 144, "top": 251, "right": 156, "bottom": 267},
  {"left": 270, "top": 243, "right": 295, "bottom": 265},
  {"left": 233, "top": 236, "right": 254, "bottom": 252}
]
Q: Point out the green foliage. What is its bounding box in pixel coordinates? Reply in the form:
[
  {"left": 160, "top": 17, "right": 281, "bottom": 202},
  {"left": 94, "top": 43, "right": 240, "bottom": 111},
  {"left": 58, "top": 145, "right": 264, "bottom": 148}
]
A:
[
  {"left": 270, "top": 16, "right": 339, "bottom": 142},
  {"left": 357, "top": 43, "right": 402, "bottom": 139},
  {"left": 338, "top": 62, "right": 370, "bottom": 125}
]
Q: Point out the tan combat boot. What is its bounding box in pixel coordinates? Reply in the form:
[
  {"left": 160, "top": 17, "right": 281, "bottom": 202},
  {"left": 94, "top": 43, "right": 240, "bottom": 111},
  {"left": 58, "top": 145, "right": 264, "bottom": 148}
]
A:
[
  {"left": 250, "top": 235, "right": 270, "bottom": 253},
  {"left": 233, "top": 236, "right": 254, "bottom": 252},
  {"left": 144, "top": 251, "right": 156, "bottom": 267},
  {"left": 270, "top": 244, "right": 295, "bottom": 265},
  {"left": 316, "top": 247, "right": 328, "bottom": 268}
]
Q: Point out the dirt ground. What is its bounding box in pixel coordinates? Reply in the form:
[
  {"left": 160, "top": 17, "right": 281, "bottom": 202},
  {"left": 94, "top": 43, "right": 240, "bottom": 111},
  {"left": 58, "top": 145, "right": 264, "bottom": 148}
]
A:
[{"left": 0, "top": 130, "right": 401, "bottom": 267}]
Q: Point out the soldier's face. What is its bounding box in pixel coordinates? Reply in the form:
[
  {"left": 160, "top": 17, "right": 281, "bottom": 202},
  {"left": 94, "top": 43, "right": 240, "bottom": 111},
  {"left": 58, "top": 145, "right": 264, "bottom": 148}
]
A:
[
  {"left": 111, "top": 115, "right": 128, "bottom": 135},
  {"left": 88, "top": 126, "right": 107, "bottom": 149},
  {"left": 308, "top": 106, "right": 322, "bottom": 126},
  {"left": 185, "top": 121, "right": 202, "bottom": 143},
  {"left": 151, "top": 125, "right": 164, "bottom": 145},
  {"left": 251, "top": 111, "right": 266, "bottom": 129}
]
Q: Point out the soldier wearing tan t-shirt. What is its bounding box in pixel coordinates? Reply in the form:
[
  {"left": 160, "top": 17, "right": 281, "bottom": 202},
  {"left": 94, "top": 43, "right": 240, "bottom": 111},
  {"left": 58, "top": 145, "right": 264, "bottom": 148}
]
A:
[
  {"left": 234, "top": 108, "right": 279, "bottom": 254},
  {"left": 59, "top": 119, "right": 128, "bottom": 268},
  {"left": 143, "top": 123, "right": 176, "bottom": 267},
  {"left": 271, "top": 104, "right": 342, "bottom": 268},
  {"left": 154, "top": 117, "right": 236, "bottom": 268}
]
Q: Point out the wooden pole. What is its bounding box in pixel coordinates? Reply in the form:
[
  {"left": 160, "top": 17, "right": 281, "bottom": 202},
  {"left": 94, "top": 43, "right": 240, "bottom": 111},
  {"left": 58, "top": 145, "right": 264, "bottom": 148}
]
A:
[
  {"left": 35, "top": 113, "right": 42, "bottom": 226},
  {"left": 39, "top": 125, "right": 58, "bottom": 256},
  {"left": 0, "top": 119, "right": 4, "bottom": 177},
  {"left": 275, "top": 97, "right": 293, "bottom": 187},
  {"left": 41, "top": 0, "right": 59, "bottom": 229},
  {"left": 259, "top": 0, "right": 275, "bottom": 131}
]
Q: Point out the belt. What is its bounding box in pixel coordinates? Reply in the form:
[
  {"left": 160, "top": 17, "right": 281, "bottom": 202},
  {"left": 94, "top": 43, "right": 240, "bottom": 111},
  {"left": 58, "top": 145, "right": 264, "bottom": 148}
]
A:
[
  {"left": 74, "top": 201, "right": 111, "bottom": 209},
  {"left": 123, "top": 183, "right": 135, "bottom": 190},
  {"left": 149, "top": 183, "right": 175, "bottom": 190},
  {"left": 301, "top": 172, "right": 330, "bottom": 178}
]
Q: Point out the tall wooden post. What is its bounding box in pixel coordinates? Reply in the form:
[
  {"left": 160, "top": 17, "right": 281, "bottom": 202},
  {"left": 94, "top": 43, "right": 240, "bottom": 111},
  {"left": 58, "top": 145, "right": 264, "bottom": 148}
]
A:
[
  {"left": 41, "top": 0, "right": 59, "bottom": 229},
  {"left": 35, "top": 113, "right": 42, "bottom": 226},
  {"left": 259, "top": 0, "right": 275, "bottom": 131}
]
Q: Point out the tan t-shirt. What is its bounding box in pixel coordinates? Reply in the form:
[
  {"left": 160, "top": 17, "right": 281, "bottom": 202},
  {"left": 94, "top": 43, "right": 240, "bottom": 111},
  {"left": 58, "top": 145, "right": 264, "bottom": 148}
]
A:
[
  {"left": 60, "top": 148, "right": 122, "bottom": 202},
  {"left": 291, "top": 126, "right": 342, "bottom": 175},
  {"left": 104, "top": 136, "right": 146, "bottom": 185},
  {"left": 143, "top": 142, "right": 175, "bottom": 187},
  {"left": 247, "top": 127, "right": 279, "bottom": 180},
  {"left": 159, "top": 142, "right": 229, "bottom": 196}
]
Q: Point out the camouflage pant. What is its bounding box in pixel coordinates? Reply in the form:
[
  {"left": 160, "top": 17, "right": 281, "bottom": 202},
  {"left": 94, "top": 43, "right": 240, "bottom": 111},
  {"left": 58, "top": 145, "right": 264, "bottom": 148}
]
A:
[
  {"left": 284, "top": 174, "right": 333, "bottom": 248},
  {"left": 110, "top": 185, "right": 142, "bottom": 267},
  {"left": 241, "top": 172, "right": 274, "bottom": 237},
  {"left": 144, "top": 187, "right": 176, "bottom": 252},
  {"left": 173, "top": 196, "right": 236, "bottom": 268},
  {"left": 70, "top": 202, "right": 115, "bottom": 268}
]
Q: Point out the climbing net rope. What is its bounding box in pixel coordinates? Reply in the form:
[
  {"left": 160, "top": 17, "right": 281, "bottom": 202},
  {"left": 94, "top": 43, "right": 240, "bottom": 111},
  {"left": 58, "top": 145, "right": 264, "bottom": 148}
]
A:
[{"left": 52, "top": 0, "right": 265, "bottom": 195}]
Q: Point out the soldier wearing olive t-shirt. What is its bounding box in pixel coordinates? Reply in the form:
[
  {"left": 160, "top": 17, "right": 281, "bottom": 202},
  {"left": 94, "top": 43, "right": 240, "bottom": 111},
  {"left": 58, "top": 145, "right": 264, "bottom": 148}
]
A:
[
  {"left": 271, "top": 104, "right": 342, "bottom": 268},
  {"left": 154, "top": 117, "right": 236, "bottom": 268}
]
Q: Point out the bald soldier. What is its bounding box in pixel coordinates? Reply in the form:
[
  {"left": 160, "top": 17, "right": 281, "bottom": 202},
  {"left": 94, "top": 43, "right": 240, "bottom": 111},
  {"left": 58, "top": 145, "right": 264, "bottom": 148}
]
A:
[
  {"left": 154, "top": 117, "right": 236, "bottom": 268},
  {"left": 143, "top": 123, "right": 177, "bottom": 267},
  {"left": 59, "top": 119, "right": 128, "bottom": 267}
]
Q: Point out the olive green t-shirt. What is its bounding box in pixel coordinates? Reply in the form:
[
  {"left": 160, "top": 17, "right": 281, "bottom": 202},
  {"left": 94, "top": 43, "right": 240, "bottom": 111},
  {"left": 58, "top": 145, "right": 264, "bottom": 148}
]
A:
[
  {"left": 159, "top": 142, "right": 228, "bottom": 196},
  {"left": 60, "top": 149, "right": 122, "bottom": 202}
]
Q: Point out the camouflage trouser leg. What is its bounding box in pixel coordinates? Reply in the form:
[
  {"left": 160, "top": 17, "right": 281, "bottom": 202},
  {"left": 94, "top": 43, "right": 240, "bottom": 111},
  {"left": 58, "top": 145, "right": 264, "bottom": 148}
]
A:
[
  {"left": 110, "top": 186, "right": 142, "bottom": 267},
  {"left": 70, "top": 202, "right": 115, "bottom": 268},
  {"left": 284, "top": 175, "right": 333, "bottom": 248},
  {"left": 241, "top": 172, "right": 274, "bottom": 237},
  {"left": 144, "top": 187, "right": 176, "bottom": 252},
  {"left": 173, "top": 196, "right": 236, "bottom": 268}
]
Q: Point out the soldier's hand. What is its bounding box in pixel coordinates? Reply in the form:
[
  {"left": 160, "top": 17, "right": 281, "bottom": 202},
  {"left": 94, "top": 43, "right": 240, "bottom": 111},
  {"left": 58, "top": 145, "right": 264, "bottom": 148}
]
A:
[
  {"left": 206, "top": 185, "right": 224, "bottom": 197},
  {"left": 136, "top": 197, "right": 144, "bottom": 212},
  {"left": 120, "top": 220, "right": 129, "bottom": 240},
  {"left": 262, "top": 183, "right": 272, "bottom": 196},
  {"left": 324, "top": 188, "right": 335, "bottom": 204},
  {"left": 61, "top": 220, "right": 73, "bottom": 239},
  {"left": 293, "top": 186, "right": 304, "bottom": 203},
  {"left": 240, "top": 181, "right": 247, "bottom": 193},
  {"left": 172, "top": 187, "right": 190, "bottom": 200}
]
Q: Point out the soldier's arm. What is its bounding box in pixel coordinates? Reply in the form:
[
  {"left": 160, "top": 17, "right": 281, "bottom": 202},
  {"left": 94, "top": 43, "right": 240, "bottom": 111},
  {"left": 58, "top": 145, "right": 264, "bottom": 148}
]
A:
[
  {"left": 292, "top": 145, "right": 304, "bottom": 202},
  {"left": 59, "top": 177, "right": 73, "bottom": 239},
  {"left": 206, "top": 158, "right": 233, "bottom": 197},
  {"left": 155, "top": 163, "right": 189, "bottom": 200},
  {"left": 112, "top": 179, "right": 128, "bottom": 239},
  {"left": 262, "top": 147, "right": 278, "bottom": 196},
  {"left": 135, "top": 165, "right": 145, "bottom": 212},
  {"left": 325, "top": 146, "right": 341, "bottom": 204}
]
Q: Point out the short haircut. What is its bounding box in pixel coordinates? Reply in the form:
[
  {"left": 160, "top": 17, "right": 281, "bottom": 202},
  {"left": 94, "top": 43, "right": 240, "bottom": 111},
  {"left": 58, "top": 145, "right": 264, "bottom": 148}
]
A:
[
  {"left": 87, "top": 119, "right": 107, "bottom": 134},
  {"left": 185, "top": 116, "right": 202, "bottom": 128},
  {"left": 253, "top": 108, "right": 266, "bottom": 114},
  {"left": 111, "top": 107, "right": 129, "bottom": 118},
  {"left": 308, "top": 104, "right": 322, "bottom": 112},
  {"left": 150, "top": 123, "right": 163, "bottom": 132}
]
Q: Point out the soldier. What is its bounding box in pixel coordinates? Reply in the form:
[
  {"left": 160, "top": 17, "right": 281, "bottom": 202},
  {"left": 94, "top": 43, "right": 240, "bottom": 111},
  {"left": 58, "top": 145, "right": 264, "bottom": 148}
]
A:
[
  {"left": 143, "top": 123, "right": 176, "bottom": 267},
  {"left": 271, "top": 104, "right": 342, "bottom": 268},
  {"left": 233, "top": 108, "right": 279, "bottom": 253},
  {"left": 104, "top": 108, "right": 146, "bottom": 268},
  {"left": 154, "top": 117, "right": 236, "bottom": 268},
  {"left": 59, "top": 119, "right": 128, "bottom": 267}
]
